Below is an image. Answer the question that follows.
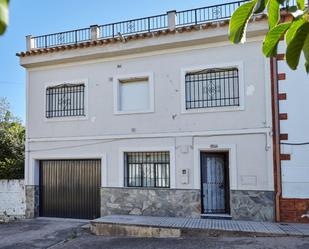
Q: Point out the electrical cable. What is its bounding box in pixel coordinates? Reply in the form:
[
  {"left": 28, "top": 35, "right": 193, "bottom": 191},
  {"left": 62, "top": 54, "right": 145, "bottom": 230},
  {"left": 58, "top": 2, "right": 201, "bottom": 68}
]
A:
[
  {"left": 26, "top": 138, "right": 122, "bottom": 152},
  {"left": 280, "top": 142, "right": 309, "bottom": 146}
]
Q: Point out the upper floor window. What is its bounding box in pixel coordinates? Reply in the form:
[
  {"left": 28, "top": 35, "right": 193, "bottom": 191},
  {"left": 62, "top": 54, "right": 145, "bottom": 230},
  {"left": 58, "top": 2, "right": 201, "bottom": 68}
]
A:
[
  {"left": 114, "top": 73, "right": 154, "bottom": 114},
  {"left": 185, "top": 67, "right": 240, "bottom": 110},
  {"left": 46, "top": 83, "right": 85, "bottom": 118},
  {"left": 124, "top": 151, "right": 170, "bottom": 188},
  {"left": 119, "top": 78, "right": 149, "bottom": 112}
]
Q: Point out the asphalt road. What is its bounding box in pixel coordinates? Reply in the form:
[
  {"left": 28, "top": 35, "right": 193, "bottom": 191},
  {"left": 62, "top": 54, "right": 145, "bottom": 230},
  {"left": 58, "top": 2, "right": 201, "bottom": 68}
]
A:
[
  {"left": 1, "top": 218, "right": 309, "bottom": 249},
  {"left": 54, "top": 232, "right": 309, "bottom": 249},
  {"left": 0, "top": 218, "right": 86, "bottom": 249}
]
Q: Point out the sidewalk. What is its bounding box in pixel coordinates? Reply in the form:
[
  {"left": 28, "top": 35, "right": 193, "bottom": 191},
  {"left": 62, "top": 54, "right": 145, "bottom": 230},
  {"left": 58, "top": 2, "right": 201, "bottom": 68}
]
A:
[{"left": 91, "top": 215, "right": 309, "bottom": 237}]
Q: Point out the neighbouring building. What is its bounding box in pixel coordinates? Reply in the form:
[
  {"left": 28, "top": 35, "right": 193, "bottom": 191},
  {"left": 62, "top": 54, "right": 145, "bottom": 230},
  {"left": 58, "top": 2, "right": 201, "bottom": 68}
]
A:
[
  {"left": 271, "top": 42, "right": 309, "bottom": 223},
  {"left": 18, "top": 1, "right": 277, "bottom": 221}
]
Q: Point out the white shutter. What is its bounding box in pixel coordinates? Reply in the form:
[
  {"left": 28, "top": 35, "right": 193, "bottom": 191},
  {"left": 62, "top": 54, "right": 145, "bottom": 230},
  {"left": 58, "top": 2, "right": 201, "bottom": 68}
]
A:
[{"left": 119, "top": 80, "right": 150, "bottom": 111}]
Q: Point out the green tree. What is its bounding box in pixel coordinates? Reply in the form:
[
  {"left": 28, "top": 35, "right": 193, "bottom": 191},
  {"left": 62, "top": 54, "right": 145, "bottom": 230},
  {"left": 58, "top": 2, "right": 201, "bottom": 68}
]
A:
[
  {"left": 229, "top": 0, "right": 309, "bottom": 72},
  {"left": 0, "top": 0, "right": 9, "bottom": 35},
  {"left": 0, "top": 98, "right": 25, "bottom": 179}
]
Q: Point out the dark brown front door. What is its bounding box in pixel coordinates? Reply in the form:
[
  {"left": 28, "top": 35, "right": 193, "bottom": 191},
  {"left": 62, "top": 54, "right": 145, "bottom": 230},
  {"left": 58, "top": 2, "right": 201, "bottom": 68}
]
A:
[
  {"left": 39, "top": 159, "right": 101, "bottom": 219},
  {"left": 201, "top": 152, "right": 230, "bottom": 214}
]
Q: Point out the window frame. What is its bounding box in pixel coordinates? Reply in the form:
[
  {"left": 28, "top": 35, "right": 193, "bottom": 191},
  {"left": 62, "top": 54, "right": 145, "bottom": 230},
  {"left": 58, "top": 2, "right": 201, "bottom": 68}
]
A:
[
  {"left": 118, "top": 147, "right": 176, "bottom": 188},
  {"left": 180, "top": 62, "right": 245, "bottom": 114},
  {"left": 113, "top": 72, "right": 155, "bottom": 115},
  {"left": 44, "top": 79, "right": 88, "bottom": 122},
  {"left": 124, "top": 151, "right": 171, "bottom": 188}
]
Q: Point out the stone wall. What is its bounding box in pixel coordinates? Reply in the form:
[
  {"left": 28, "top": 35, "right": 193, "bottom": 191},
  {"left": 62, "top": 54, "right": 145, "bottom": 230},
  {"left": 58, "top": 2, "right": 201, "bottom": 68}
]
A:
[
  {"left": 101, "top": 187, "right": 201, "bottom": 218},
  {"left": 230, "top": 190, "right": 275, "bottom": 222},
  {"left": 25, "top": 185, "right": 39, "bottom": 218},
  {"left": 101, "top": 188, "right": 274, "bottom": 221},
  {"left": 20, "top": 185, "right": 275, "bottom": 221},
  {"left": 0, "top": 180, "right": 25, "bottom": 219}
]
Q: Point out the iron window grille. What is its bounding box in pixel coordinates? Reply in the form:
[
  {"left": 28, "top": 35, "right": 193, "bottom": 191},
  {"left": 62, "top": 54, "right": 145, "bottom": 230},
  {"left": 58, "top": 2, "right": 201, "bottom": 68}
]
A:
[
  {"left": 46, "top": 83, "right": 85, "bottom": 118},
  {"left": 185, "top": 68, "right": 240, "bottom": 110},
  {"left": 125, "top": 152, "right": 170, "bottom": 188}
]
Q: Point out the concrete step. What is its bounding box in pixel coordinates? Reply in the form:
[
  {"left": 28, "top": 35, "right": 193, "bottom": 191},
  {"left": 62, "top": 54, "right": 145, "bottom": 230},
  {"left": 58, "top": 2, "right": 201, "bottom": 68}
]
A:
[
  {"left": 90, "top": 215, "right": 309, "bottom": 238},
  {"left": 91, "top": 222, "right": 181, "bottom": 238}
]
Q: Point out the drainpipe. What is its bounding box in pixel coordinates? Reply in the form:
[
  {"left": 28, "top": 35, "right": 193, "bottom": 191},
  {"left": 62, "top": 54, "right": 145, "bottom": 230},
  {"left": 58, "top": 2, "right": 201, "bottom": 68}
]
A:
[{"left": 270, "top": 57, "right": 281, "bottom": 222}]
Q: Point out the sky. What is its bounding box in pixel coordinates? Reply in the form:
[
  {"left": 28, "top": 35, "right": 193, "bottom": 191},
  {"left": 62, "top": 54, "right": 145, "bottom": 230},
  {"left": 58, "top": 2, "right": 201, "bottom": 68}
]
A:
[{"left": 0, "top": 0, "right": 235, "bottom": 123}]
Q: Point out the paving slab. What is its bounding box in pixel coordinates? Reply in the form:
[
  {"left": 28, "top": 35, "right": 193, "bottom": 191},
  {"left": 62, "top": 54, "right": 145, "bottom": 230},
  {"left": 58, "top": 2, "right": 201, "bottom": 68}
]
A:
[
  {"left": 289, "top": 224, "right": 309, "bottom": 236},
  {"left": 261, "top": 222, "right": 287, "bottom": 235},
  {"left": 91, "top": 215, "right": 309, "bottom": 237},
  {"left": 277, "top": 223, "right": 304, "bottom": 236}
]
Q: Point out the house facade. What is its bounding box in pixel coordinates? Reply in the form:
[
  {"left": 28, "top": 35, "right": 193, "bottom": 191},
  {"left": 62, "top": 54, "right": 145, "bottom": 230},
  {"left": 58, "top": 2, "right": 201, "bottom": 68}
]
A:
[{"left": 19, "top": 1, "right": 276, "bottom": 221}]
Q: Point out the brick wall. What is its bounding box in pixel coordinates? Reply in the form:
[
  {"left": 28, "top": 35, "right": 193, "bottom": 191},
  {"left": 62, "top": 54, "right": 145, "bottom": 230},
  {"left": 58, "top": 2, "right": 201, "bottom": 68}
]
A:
[{"left": 280, "top": 199, "right": 309, "bottom": 223}]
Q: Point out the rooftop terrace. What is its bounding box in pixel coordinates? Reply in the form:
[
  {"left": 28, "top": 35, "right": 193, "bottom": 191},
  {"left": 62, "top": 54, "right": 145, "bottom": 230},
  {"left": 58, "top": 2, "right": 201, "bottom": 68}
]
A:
[{"left": 26, "top": 0, "right": 250, "bottom": 50}]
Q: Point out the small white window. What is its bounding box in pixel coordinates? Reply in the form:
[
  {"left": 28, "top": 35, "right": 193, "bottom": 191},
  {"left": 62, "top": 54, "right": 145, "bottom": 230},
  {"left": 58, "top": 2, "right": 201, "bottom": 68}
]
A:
[
  {"left": 114, "top": 73, "right": 154, "bottom": 114},
  {"left": 120, "top": 78, "right": 149, "bottom": 111}
]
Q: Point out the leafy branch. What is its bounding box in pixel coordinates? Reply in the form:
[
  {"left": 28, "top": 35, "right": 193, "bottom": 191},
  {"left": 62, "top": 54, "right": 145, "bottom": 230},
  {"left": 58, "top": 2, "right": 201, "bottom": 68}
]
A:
[
  {"left": 0, "top": 0, "right": 9, "bottom": 35},
  {"left": 0, "top": 98, "right": 25, "bottom": 180},
  {"left": 229, "top": 0, "right": 309, "bottom": 73}
]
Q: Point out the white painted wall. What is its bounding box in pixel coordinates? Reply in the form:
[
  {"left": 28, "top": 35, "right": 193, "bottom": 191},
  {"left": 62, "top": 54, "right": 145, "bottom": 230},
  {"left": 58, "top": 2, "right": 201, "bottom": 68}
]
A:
[
  {"left": 27, "top": 41, "right": 269, "bottom": 138},
  {"left": 0, "top": 180, "right": 25, "bottom": 217},
  {"left": 27, "top": 133, "right": 273, "bottom": 191},
  {"left": 278, "top": 42, "right": 309, "bottom": 198},
  {"left": 23, "top": 24, "right": 274, "bottom": 193}
]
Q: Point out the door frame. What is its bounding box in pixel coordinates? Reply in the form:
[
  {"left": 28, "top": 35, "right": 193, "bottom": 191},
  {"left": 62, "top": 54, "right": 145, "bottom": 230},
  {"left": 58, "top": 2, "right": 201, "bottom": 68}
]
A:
[
  {"left": 29, "top": 153, "right": 106, "bottom": 218},
  {"left": 200, "top": 152, "right": 230, "bottom": 214},
  {"left": 29, "top": 153, "right": 107, "bottom": 187},
  {"left": 193, "top": 144, "right": 237, "bottom": 190}
]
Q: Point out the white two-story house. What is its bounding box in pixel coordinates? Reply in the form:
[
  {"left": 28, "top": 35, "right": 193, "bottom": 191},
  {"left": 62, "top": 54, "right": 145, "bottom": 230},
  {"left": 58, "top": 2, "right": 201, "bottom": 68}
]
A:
[{"left": 18, "top": 1, "right": 275, "bottom": 221}]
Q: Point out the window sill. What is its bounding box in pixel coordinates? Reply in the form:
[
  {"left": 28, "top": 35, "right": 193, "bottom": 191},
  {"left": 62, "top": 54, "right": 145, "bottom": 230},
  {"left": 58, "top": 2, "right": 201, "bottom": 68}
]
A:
[
  {"left": 181, "top": 105, "right": 244, "bottom": 114},
  {"left": 114, "top": 109, "right": 155, "bottom": 115},
  {"left": 44, "top": 115, "right": 88, "bottom": 122},
  {"left": 122, "top": 186, "right": 171, "bottom": 190}
]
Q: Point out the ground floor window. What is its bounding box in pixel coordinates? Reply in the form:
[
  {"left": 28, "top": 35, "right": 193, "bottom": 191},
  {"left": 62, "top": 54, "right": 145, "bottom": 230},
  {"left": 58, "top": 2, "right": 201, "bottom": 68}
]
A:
[{"left": 124, "top": 151, "right": 170, "bottom": 188}]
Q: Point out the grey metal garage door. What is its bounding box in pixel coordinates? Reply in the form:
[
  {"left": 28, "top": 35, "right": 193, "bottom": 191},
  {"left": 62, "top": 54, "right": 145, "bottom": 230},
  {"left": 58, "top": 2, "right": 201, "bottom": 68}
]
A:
[{"left": 39, "top": 159, "right": 101, "bottom": 219}]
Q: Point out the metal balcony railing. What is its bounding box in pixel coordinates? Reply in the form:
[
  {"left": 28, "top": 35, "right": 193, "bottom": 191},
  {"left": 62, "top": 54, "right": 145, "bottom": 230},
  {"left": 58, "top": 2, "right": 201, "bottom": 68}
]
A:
[
  {"left": 32, "top": 28, "right": 90, "bottom": 50},
  {"left": 98, "top": 14, "right": 168, "bottom": 39},
  {"left": 176, "top": 1, "right": 247, "bottom": 27},
  {"left": 28, "top": 0, "right": 251, "bottom": 49},
  {"left": 27, "top": 0, "right": 299, "bottom": 50}
]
